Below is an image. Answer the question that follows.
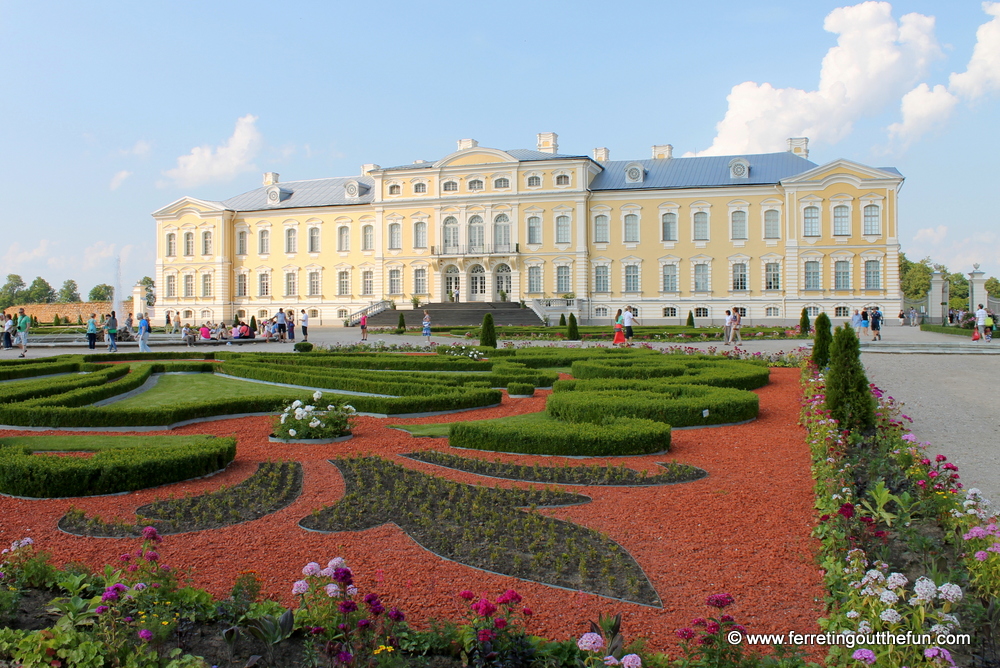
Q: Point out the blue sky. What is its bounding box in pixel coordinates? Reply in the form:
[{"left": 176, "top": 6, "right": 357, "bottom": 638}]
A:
[{"left": 1, "top": 1, "right": 998, "bottom": 295}]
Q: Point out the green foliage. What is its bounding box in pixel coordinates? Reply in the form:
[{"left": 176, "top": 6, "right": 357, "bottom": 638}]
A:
[
  {"left": 558, "top": 313, "right": 567, "bottom": 326},
  {"left": 57, "top": 279, "right": 81, "bottom": 303},
  {"left": 138, "top": 276, "right": 156, "bottom": 307},
  {"left": 87, "top": 283, "right": 114, "bottom": 302},
  {"left": 567, "top": 357, "right": 770, "bottom": 390},
  {"left": 480, "top": 312, "right": 497, "bottom": 348},
  {"left": 546, "top": 386, "right": 758, "bottom": 428},
  {"left": 249, "top": 315, "right": 257, "bottom": 331},
  {"left": 812, "top": 312, "right": 832, "bottom": 368},
  {"left": 0, "top": 364, "right": 128, "bottom": 404},
  {"left": 567, "top": 312, "right": 580, "bottom": 340},
  {"left": 825, "top": 324, "right": 875, "bottom": 432},
  {"left": 900, "top": 257, "right": 933, "bottom": 299},
  {"left": 395, "top": 311, "right": 406, "bottom": 334},
  {"left": 0, "top": 358, "right": 82, "bottom": 381},
  {"left": 686, "top": 310, "right": 695, "bottom": 327},
  {"left": 52, "top": 313, "right": 60, "bottom": 325},
  {"left": 293, "top": 341, "right": 314, "bottom": 353},
  {"left": 25, "top": 276, "right": 56, "bottom": 304},
  {"left": 0, "top": 274, "right": 26, "bottom": 310},
  {"left": 451, "top": 415, "right": 670, "bottom": 456},
  {"left": 985, "top": 276, "right": 1000, "bottom": 298},
  {"left": 506, "top": 382, "right": 535, "bottom": 396},
  {"left": 948, "top": 272, "right": 970, "bottom": 309},
  {"left": 799, "top": 308, "right": 811, "bottom": 334}
]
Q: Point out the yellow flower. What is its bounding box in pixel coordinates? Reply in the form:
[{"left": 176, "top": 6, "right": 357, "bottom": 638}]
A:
[{"left": 162, "top": 621, "right": 169, "bottom": 625}]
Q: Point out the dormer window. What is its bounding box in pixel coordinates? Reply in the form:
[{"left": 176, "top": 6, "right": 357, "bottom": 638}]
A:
[
  {"left": 624, "top": 162, "right": 645, "bottom": 184},
  {"left": 728, "top": 158, "right": 750, "bottom": 179},
  {"left": 468, "top": 179, "right": 484, "bottom": 191},
  {"left": 344, "top": 180, "right": 365, "bottom": 199},
  {"left": 265, "top": 185, "right": 291, "bottom": 206},
  {"left": 414, "top": 182, "right": 427, "bottom": 193},
  {"left": 443, "top": 181, "right": 458, "bottom": 192},
  {"left": 388, "top": 184, "right": 401, "bottom": 195},
  {"left": 555, "top": 174, "right": 570, "bottom": 186}
]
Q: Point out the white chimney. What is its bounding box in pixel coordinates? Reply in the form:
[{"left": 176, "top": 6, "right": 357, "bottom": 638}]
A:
[
  {"left": 787, "top": 137, "right": 809, "bottom": 159},
  {"left": 263, "top": 172, "right": 279, "bottom": 185},
  {"left": 651, "top": 144, "right": 673, "bottom": 160},
  {"left": 537, "top": 132, "right": 558, "bottom": 154},
  {"left": 593, "top": 147, "right": 610, "bottom": 161},
  {"left": 360, "top": 164, "right": 380, "bottom": 175},
  {"left": 413, "top": 159, "right": 429, "bottom": 164},
  {"left": 457, "top": 138, "right": 478, "bottom": 150}
]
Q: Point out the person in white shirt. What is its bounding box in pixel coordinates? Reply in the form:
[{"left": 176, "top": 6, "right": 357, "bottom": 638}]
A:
[
  {"left": 975, "top": 304, "right": 988, "bottom": 341},
  {"left": 851, "top": 310, "right": 862, "bottom": 334},
  {"left": 621, "top": 306, "right": 638, "bottom": 345},
  {"left": 300, "top": 309, "right": 309, "bottom": 341},
  {"left": 274, "top": 309, "right": 287, "bottom": 342},
  {"left": 723, "top": 310, "right": 734, "bottom": 345}
]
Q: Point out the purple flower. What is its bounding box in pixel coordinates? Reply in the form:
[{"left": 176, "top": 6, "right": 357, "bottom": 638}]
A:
[
  {"left": 336, "top": 651, "right": 353, "bottom": 664},
  {"left": 976, "top": 551, "right": 989, "bottom": 561},
  {"left": 332, "top": 567, "right": 353, "bottom": 586},
  {"left": 604, "top": 657, "right": 620, "bottom": 666},
  {"left": 924, "top": 647, "right": 954, "bottom": 665},
  {"left": 852, "top": 649, "right": 876, "bottom": 665},
  {"left": 706, "top": 593, "right": 735, "bottom": 609},
  {"left": 621, "top": 654, "right": 642, "bottom": 668},
  {"left": 143, "top": 551, "right": 159, "bottom": 562},
  {"left": 101, "top": 590, "right": 119, "bottom": 602},
  {"left": 141, "top": 526, "right": 162, "bottom": 543},
  {"left": 388, "top": 608, "right": 405, "bottom": 622},
  {"left": 357, "top": 618, "right": 371, "bottom": 629},
  {"left": 364, "top": 593, "right": 380, "bottom": 605},
  {"left": 138, "top": 629, "right": 154, "bottom": 642},
  {"left": 676, "top": 627, "right": 695, "bottom": 640},
  {"left": 133, "top": 583, "right": 147, "bottom": 591},
  {"left": 325, "top": 583, "right": 341, "bottom": 598},
  {"left": 302, "top": 562, "right": 321, "bottom": 576},
  {"left": 95, "top": 605, "right": 109, "bottom": 614},
  {"left": 578, "top": 633, "right": 605, "bottom": 652},
  {"left": 119, "top": 553, "right": 131, "bottom": 563},
  {"left": 292, "top": 580, "right": 309, "bottom": 595},
  {"left": 339, "top": 600, "right": 358, "bottom": 614},
  {"left": 369, "top": 602, "right": 385, "bottom": 616}
]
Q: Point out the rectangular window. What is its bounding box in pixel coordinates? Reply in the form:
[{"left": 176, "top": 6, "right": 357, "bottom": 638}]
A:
[
  {"left": 594, "top": 215, "right": 609, "bottom": 243},
  {"left": 663, "top": 307, "right": 677, "bottom": 317},
  {"left": 183, "top": 274, "right": 194, "bottom": 297},
  {"left": 835, "top": 306, "right": 851, "bottom": 317},
  {"left": 693, "top": 212, "right": 709, "bottom": 240},
  {"left": 863, "top": 205, "right": 880, "bottom": 235},
  {"left": 695, "top": 307, "right": 708, "bottom": 318},
  {"left": 362, "top": 226, "right": 374, "bottom": 251},
  {"left": 556, "top": 216, "right": 571, "bottom": 244},
  {"left": 594, "top": 266, "right": 609, "bottom": 292},
  {"left": 389, "top": 269, "right": 402, "bottom": 294},
  {"left": 833, "top": 205, "right": 850, "bottom": 235},
  {"left": 236, "top": 274, "right": 247, "bottom": 297},
  {"left": 184, "top": 233, "right": 194, "bottom": 256},
  {"left": 166, "top": 234, "right": 176, "bottom": 257},
  {"left": 764, "top": 210, "right": 780, "bottom": 239},
  {"left": 766, "top": 306, "right": 780, "bottom": 317},
  {"left": 414, "top": 268, "right": 427, "bottom": 294},
  {"left": 259, "top": 231, "right": 270, "bottom": 255},
  {"left": 624, "top": 214, "right": 639, "bottom": 243},
  {"left": 202, "top": 232, "right": 212, "bottom": 256},
  {"left": 258, "top": 273, "right": 270, "bottom": 297},
  {"left": 309, "top": 271, "right": 321, "bottom": 296},
  {"left": 624, "top": 265, "right": 640, "bottom": 292},
  {"left": 694, "top": 264, "right": 708, "bottom": 292},
  {"left": 166, "top": 275, "right": 176, "bottom": 297},
  {"left": 661, "top": 213, "right": 677, "bottom": 241},
  {"left": 732, "top": 263, "right": 747, "bottom": 291},
  {"left": 285, "top": 272, "right": 297, "bottom": 296},
  {"left": 556, "top": 266, "right": 570, "bottom": 293},
  {"left": 362, "top": 270, "right": 374, "bottom": 295},
  {"left": 731, "top": 211, "right": 747, "bottom": 240},
  {"left": 527, "top": 217, "right": 541, "bottom": 245},
  {"left": 804, "top": 261, "right": 820, "bottom": 290},
  {"left": 201, "top": 274, "right": 212, "bottom": 297},
  {"left": 309, "top": 227, "right": 321, "bottom": 253},
  {"left": 528, "top": 266, "right": 542, "bottom": 293},
  {"left": 865, "top": 260, "right": 881, "bottom": 289},
  {"left": 803, "top": 207, "right": 820, "bottom": 237},
  {"left": 834, "top": 261, "right": 850, "bottom": 290},
  {"left": 388, "top": 224, "right": 401, "bottom": 250},
  {"left": 765, "top": 263, "right": 781, "bottom": 290},
  {"left": 662, "top": 264, "right": 677, "bottom": 292},
  {"left": 414, "top": 222, "right": 427, "bottom": 248},
  {"left": 237, "top": 231, "right": 247, "bottom": 255},
  {"left": 338, "top": 271, "right": 350, "bottom": 296}
]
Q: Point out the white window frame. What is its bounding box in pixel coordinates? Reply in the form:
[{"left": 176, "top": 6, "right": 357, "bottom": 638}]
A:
[
  {"left": 166, "top": 232, "right": 177, "bottom": 257},
  {"left": 165, "top": 274, "right": 177, "bottom": 297},
  {"left": 258, "top": 271, "right": 271, "bottom": 297},
  {"left": 235, "top": 272, "right": 247, "bottom": 297},
  {"left": 594, "top": 213, "right": 610, "bottom": 244},
  {"left": 284, "top": 271, "right": 298, "bottom": 297},
  {"left": 201, "top": 231, "right": 213, "bottom": 256},
  {"left": 309, "top": 270, "right": 322, "bottom": 297},
  {"left": 361, "top": 270, "right": 374, "bottom": 296},
  {"left": 258, "top": 229, "right": 270, "bottom": 255},
  {"left": 388, "top": 222, "right": 402, "bottom": 250},
  {"left": 834, "top": 259, "right": 851, "bottom": 290},
  {"left": 525, "top": 173, "right": 542, "bottom": 189},
  {"left": 862, "top": 203, "right": 882, "bottom": 236},
  {"left": 594, "top": 264, "right": 610, "bottom": 293},
  {"left": 864, "top": 259, "right": 882, "bottom": 290},
  {"left": 285, "top": 227, "right": 297, "bottom": 254},
  {"left": 803, "top": 260, "right": 822, "bottom": 291},
  {"left": 201, "top": 272, "right": 212, "bottom": 297},
  {"left": 183, "top": 274, "right": 194, "bottom": 298},
  {"left": 183, "top": 232, "right": 194, "bottom": 257},
  {"left": 309, "top": 226, "right": 322, "bottom": 253},
  {"left": 527, "top": 216, "right": 542, "bottom": 245},
  {"left": 832, "top": 201, "right": 852, "bottom": 236},
  {"left": 413, "top": 267, "right": 428, "bottom": 294},
  {"left": 803, "top": 205, "right": 821, "bottom": 237},
  {"left": 337, "top": 226, "right": 349, "bottom": 252},
  {"left": 337, "top": 270, "right": 350, "bottom": 296},
  {"left": 556, "top": 265, "right": 571, "bottom": 293},
  {"left": 730, "top": 210, "right": 748, "bottom": 240},
  {"left": 414, "top": 221, "right": 428, "bottom": 248},
  {"left": 692, "top": 209, "right": 710, "bottom": 241},
  {"left": 763, "top": 208, "right": 781, "bottom": 239},
  {"left": 556, "top": 215, "right": 571, "bottom": 244},
  {"left": 388, "top": 268, "right": 402, "bottom": 295},
  {"left": 622, "top": 261, "right": 641, "bottom": 293},
  {"left": 661, "top": 263, "right": 678, "bottom": 292},
  {"left": 692, "top": 261, "right": 711, "bottom": 293},
  {"left": 362, "top": 225, "right": 374, "bottom": 251},
  {"left": 527, "top": 265, "right": 543, "bottom": 293},
  {"left": 442, "top": 180, "right": 458, "bottom": 193}
]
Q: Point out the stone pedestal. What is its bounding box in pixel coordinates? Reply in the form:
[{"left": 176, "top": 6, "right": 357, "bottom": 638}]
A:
[
  {"left": 928, "top": 271, "right": 948, "bottom": 325},
  {"left": 969, "top": 265, "right": 986, "bottom": 312},
  {"left": 132, "top": 283, "right": 149, "bottom": 319}
]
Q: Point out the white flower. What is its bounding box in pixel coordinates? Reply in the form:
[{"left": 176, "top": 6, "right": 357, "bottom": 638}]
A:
[
  {"left": 938, "top": 583, "right": 963, "bottom": 603},
  {"left": 931, "top": 623, "right": 951, "bottom": 635},
  {"left": 857, "top": 621, "right": 872, "bottom": 634},
  {"left": 347, "top": 585, "right": 358, "bottom": 596},
  {"left": 288, "top": 429, "right": 297, "bottom": 437},
  {"left": 846, "top": 610, "right": 859, "bottom": 619},
  {"left": 879, "top": 590, "right": 898, "bottom": 605},
  {"left": 344, "top": 405, "right": 356, "bottom": 413},
  {"left": 880, "top": 608, "right": 901, "bottom": 624},
  {"left": 280, "top": 414, "right": 287, "bottom": 424},
  {"left": 313, "top": 391, "right": 323, "bottom": 401},
  {"left": 886, "top": 573, "right": 908, "bottom": 589},
  {"left": 328, "top": 405, "right": 336, "bottom": 410},
  {"left": 305, "top": 405, "right": 315, "bottom": 412},
  {"left": 309, "top": 419, "right": 321, "bottom": 428},
  {"left": 292, "top": 400, "right": 303, "bottom": 409},
  {"left": 912, "top": 577, "right": 938, "bottom": 603},
  {"left": 295, "top": 409, "right": 306, "bottom": 420}
]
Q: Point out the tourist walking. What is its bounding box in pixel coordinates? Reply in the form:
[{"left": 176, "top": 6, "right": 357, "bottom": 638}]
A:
[
  {"left": 137, "top": 313, "right": 152, "bottom": 353},
  {"left": 986, "top": 312, "right": 994, "bottom": 343},
  {"left": 2, "top": 313, "right": 13, "bottom": 350},
  {"left": 622, "top": 306, "right": 638, "bottom": 345},
  {"left": 898, "top": 310, "right": 905, "bottom": 326},
  {"left": 851, "top": 309, "right": 862, "bottom": 334},
  {"left": 612, "top": 308, "right": 625, "bottom": 346},
  {"left": 975, "top": 304, "right": 988, "bottom": 341},
  {"left": 860, "top": 309, "right": 870, "bottom": 337},
  {"left": 275, "top": 309, "right": 287, "bottom": 342},
  {"left": 422, "top": 310, "right": 432, "bottom": 344},
  {"left": 15, "top": 308, "right": 30, "bottom": 357},
  {"left": 300, "top": 309, "right": 309, "bottom": 341},
  {"left": 871, "top": 306, "right": 883, "bottom": 341},
  {"left": 86, "top": 313, "right": 97, "bottom": 350},
  {"left": 360, "top": 313, "right": 368, "bottom": 341},
  {"left": 723, "top": 310, "right": 733, "bottom": 345},
  {"left": 731, "top": 307, "right": 743, "bottom": 345},
  {"left": 909, "top": 308, "right": 918, "bottom": 327},
  {"left": 105, "top": 311, "right": 119, "bottom": 353}
]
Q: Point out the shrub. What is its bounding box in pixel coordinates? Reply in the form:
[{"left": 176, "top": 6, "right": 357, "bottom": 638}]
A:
[
  {"left": 567, "top": 313, "right": 579, "bottom": 340},
  {"left": 293, "top": 341, "right": 314, "bottom": 353},
  {"left": 450, "top": 417, "right": 670, "bottom": 456},
  {"left": 250, "top": 315, "right": 257, "bottom": 332},
  {"left": 52, "top": 314, "right": 60, "bottom": 326},
  {"left": 506, "top": 383, "right": 535, "bottom": 397},
  {"left": 395, "top": 312, "right": 406, "bottom": 334},
  {"left": 826, "top": 324, "right": 875, "bottom": 432},
  {"left": 273, "top": 392, "right": 355, "bottom": 440},
  {"left": 799, "top": 308, "right": 811, "bottom": 334},
  {"left": 559, "top": 313, "right": 567, "bottom": 326},
  {"left": 480, "top": 313, "right": 497, "bottom": 348},
  {"left": 686, "top": 310, "right": 695, "bottom": 327},
  {"left": 568, "top": 358, "right": 769, "bottom": 390},
  {"left": 547, "top": 386, "right": 758, "bottom": 427},
  {"left": 812, "top": 312, "right": 832, "bottom": 368}
]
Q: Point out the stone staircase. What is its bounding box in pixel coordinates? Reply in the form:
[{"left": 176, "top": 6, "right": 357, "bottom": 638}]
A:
[
  {"left": 365, "top": 302, "right": 545, "bottom": 328},
  {"left": 859, "top": 341, "right": 1000, "bottom": 354}
]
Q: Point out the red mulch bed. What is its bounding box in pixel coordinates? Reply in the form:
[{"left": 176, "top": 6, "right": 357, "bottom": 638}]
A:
[{"left": 0, "top": 367, "right": 823, "bottom": 651}]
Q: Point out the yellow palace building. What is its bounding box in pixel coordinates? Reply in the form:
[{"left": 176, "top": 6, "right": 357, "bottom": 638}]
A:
[{"left": 152, "top": 133, "right": 903, "bottom": 326}]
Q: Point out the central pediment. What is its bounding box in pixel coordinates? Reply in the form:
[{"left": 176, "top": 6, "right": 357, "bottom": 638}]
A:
[{"left": 434, "top": 148, "right": 517, "bottom": 168}]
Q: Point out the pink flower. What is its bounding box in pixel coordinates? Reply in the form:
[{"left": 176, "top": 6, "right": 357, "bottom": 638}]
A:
[
  {"left": 975, "top": 551, "right": 989, "bottom": 561},
  {"left": 302, "top": 562, "right": 321, "bottom": 576},
  {"left": 604, "top": 657, "right": 620, "bottom": 666},
  {"left": 477, "top": 629, "right": 495, "bottom": 643},
  {"left": 292, "top": 580, "right": 309, "bottom": 595},
  {"left": 676, "top": 627, "right": 696, "bottom": 640},
  {"left": 577, "top": 633, "right": 604, "bottom": 652},
  {"left": 522, "top": 607, "right": 533, "bottom": 616},
  {"left": 852, "top": 649, "right": 876, "bottom": 665},
  {"left": 472, "top": 597, "right": 497, "bottom": 618},
  {"left": 706, "top": 593, "right": 735, "bottom": 609},
  {"left": 621, "top": 654, "right": 642, "bottom": 668},
  {"left": 138, "top": 629, "right": 154, "bottom": 642},
  {"left": 494, "top": 617, "right": 507, "bottom": 630},
  {"left": 458, "top": 589, "right": 475, "bottom": 600}
]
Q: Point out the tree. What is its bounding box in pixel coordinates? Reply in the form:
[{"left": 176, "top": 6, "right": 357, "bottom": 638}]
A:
[
  {"left": 395, "top": 312, "right": 406, "bottom": 334},
  {"left": 558, "top": 313, "right": 567, "bottom": 326},
  {"left": 88, "top": 284, "right": 115, "bottom": 302},
  {"left": 985, "top": 276, "right": 1000, "bottom": 298},
  {"left": 800, "top": 308, "right": 811, "bottom": 334},
  {"left": 57, "top": 280, "right": 81, "bottom": 303},
  {"left": 812, "top": 312, "right": 832, "bottom": 368},
  {"left": 0, "top": 274, "right": 26, "bottom": 310},
  {"left": 138, "top": 276, "right": 156, "bottom": 308},
  {"left": 25, "top": 277, "right": 56, "bottom": 304},
  {"left": 567, "top": 313, "right": 580, "bottom": 340},
  {"left": 825, "top": 324, "right": 875, "bottom": 432},
  {"left": 686, "top": 311, "right": 695, "bottom": 327},
  {"left": 249, "top": 315, "right": 258, "bottom": 332},
  {"left": 900, "top": 258, "right": 933, "bottom": 300},
  {"left": 480, "top": 313, "right": 497, "bottom": 348},
  {"left": 948, "top": 273, "right": 970, "bottom": 310}
]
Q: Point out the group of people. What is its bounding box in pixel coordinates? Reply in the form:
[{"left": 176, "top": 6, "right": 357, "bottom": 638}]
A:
[
  {"left": 975, "top": 304, "right": 995, "bottom": 342},
  {"left": 723, "top": 308, "right": 743, "bottom": 345},
  {"left": 851, "top": 307, "right": 885, "bottom": 341},
  {"left": 1, "top": 308, "right": 31, "bottom": 357},
  {"left": 170, "top": 309, "right": 311, "bottom": 347},
  {"left": 611, "top": 306, "right": 639, "bottom": 346}
]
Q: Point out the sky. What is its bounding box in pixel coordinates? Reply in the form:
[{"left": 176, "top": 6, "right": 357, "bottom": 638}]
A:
[{"left": 1, "top": 0, "right": 999, "bottom": 296}]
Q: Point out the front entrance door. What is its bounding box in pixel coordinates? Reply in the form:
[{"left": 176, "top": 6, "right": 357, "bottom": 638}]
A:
[
  {"left": 469, "top": 265, "right": 487, "bottom": 302},
  {"left": 494, "top": 264, "right": 511, "bottom": 300},
  {"left": 444, "top": 267, "right": 460, "bottom": 302}
]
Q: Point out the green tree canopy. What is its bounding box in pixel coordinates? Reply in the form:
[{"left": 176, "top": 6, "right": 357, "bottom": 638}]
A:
[
  {"left": 985, "top": 276, "right": 1000, "bottom": 298},
  {"left": 88, "top": 284, "right": 115, "bottom": 302},
  {"left": 948, "top": 273, "right": 970, "bottom": 310},
  {"left": 138, "top": 276, "right": 156, "bottom": 307},
  {"left": 0, "top": 274, "right": 26, "bottom": 309},
  {"left": 25, "top": 277, "right": 56, "bottom": 304},
  {"left": 57, "top": 279, "right": 81, "bottom": 303},
  {"left": 900, "top": 257, "right": 933, "bottom": 300}
]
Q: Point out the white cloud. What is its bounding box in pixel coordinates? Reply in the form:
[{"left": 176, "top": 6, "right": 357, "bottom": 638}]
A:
[
  {"left": 949, "top": 2, "right": 1000, "bottom": 100},
  {"left": 913, "top": 225, "right": 949, "bottom": 245},
  {"left": 121, "top": 140, "right": 152, "bottom": 157},
  {"left": 688, "top": 2, "right": 943, "bottom": 156},
  {"left": 162, "top": 114, "right": 262, "bottom": 188},
  {"left": 2, "top": 240, "right": 52, "bottom": 270},
  {"left": 109, "top": 170, "right": 131, "bottom": 191},
  {"left": 887, "top": 84, "right": 958, "bottom": 145}
]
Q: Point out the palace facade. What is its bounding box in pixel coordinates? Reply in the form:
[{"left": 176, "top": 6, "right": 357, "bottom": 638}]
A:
[{"left": 152, "top": 134, "right": 904, "bottom": 326}]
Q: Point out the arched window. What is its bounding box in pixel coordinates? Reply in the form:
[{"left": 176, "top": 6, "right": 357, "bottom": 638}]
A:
[
  {"left": 388, "top": 223, "right": 401, "bottom": 249},
  {"left": 594, "top": 266, "right": 609, "bottom": 292},
  {"left": 693, "top": 212, "right": 709, "bottom": 240},
  {"left": 388, "top": 184, "right": 401, "bottom": 195},
  {"left": 527, "top": 175, "right": 541, "bottom": 187},
  {"left": 731, "top": 211, "right": 747, "bottom": 240},
  {"left": 594, "top": 215, "right": 609, "bottom": 243},
  {"left": 467, "top": 215, "right": 484, "bottom": 251},
  {"left": 414, "top": 182, "right": 427, "bottom": 194},
  {"left": 443, "top": 216, "right": 459, "bottom": 248},
  {"left": 863, "top": 205, "right": 880, "bottom": 235},
  {"left": 494, "top": 177, "right": 509, "bottom": 189},
  {"left": 835, "top": 306, "right": 851, "bottom": 317},
  {"left": 663, "top": 307, "right": 677, "bottom": 317},
  {"left": 237, "top": 230, "right": 248, "bottom": 255},
  {"left": 258, "top": 229, "right": 270, "bottom": 255},
  {"left": 624, "top": 265, "right": 640, "bottom": 292},
  {"left": 556, "top": 265, "right": 571, "bottom": 293},
  {"left": 661, "top": 213, "right": 677, "bottom": 241},
  {"left": 766, "top": 306, "right": 780, "bottom": 317},
  {"left": 527, "top": 266, "right": 542, "bottom": 293},
  {"left": 595, "top": 307, "right": 609, "bottom": 317},
  {"left": 414, "top": 222, "right": 427, "bottom": 248},
  {"left": 555, "top": 174, "right": 570, "bottom": 186},
  {"left": 337, "top": 226, "right": 349, "bottom": 252},
  {"left": 833, "top": 205, "right": 850, "bottom": 235},
  {"left": 662, "top": 265, "right": 677, "bottom": 292},
  {"left": 442, "top": 181, "right": 458, "bottom": 192},
  {"left": 732, "top": 263, "right": 748, "bottom": 290},
  {"left": 389, "top": 268, "right": 402, "bottom": 294},
  {"left": 493, "top": 214, "right": 510, "bottom": 250},
  {"left": 362, "top": 225, "right": 374, "bottom": 251},
  {"left": 470, "top": 265, "right": 486, "bottom": 295},
  {"left": 201, "top": 231, "right": 213, "bottom": 255},
  {"left": 803, "top": 206, "right": 820, "bottom": 236},
  {"left": 309, "top": 227, "right": 321, "bottom": 253},
  {"left": 285, "top": 228, "right": 297, "bottom": 254},
  {"left": 183, "top": 232, "right": 194, "bottom": 256},
  {"left": 556, "top": 215, "right": 571, "bottom": 243},
  {"left": 527, "top": 216, "right": 541, "bottom": 244},
  {"left": 468, "top": 179, "right": 484, "bottom": 191},
  {"left": 695, "top": 307, "right": 708, "bottom": 318},
  {"left": 624, "top": 214, "right": 639, "bottom": 243},
  {"left": 764, "top": 210, "right": 780, "bottom": 239},
  {"left": 166, "top": 233, "right": 176, "bottom": 257}
]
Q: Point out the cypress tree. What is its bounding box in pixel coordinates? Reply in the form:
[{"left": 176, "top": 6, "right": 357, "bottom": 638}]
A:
[
  {"left": 52, "top": 314, "right": 60, "bottom": 326},
  {"left": 686, "top": 310, "right": 695, "bottom": 328},
  {"left": 812, "top": 312, "right": 832, "bottom": 368},
  {"left": 480, "top": 313, "right": 497, "bottom": 348},
  {"left": 800, "top": 308, "right": 811, "bottom": 334},
  {"left": 826, "top": 324, "right": 876, "bottom": 432},
  {"left": 559, "top": 313, "right": 567, "bottom": 326},
  {"left": 395, "top": 312, "right": 406, "bottom": 334},
  {"left": 77, "top": 314, "right": 83, "bottom": 325},
  {"left": 249, "top": 315, "right": 257, "bottom": 332},
  {"left": 567, "top": 313, "right": 580, "bottom": 340}
]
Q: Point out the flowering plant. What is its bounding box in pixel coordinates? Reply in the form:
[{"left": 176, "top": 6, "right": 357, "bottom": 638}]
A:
[
  {"left": 273, "top": 391, "right": 356, "bottom": 440},
  {"left": 672, "top": 593, "right": 762, "bottom": 668},
  {"left": 456, "top": 588, "right": 535, "bottom": 668}
]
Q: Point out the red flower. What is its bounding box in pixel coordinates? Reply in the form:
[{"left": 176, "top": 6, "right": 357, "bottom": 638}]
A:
[
  {"left": 494, "top": 617, "right": 507, "bottom": 630},
  {"left": 458, "top": 590, "right": 475, "bottom": 600},
  {"left": 936, "top": 454, "right": 947, "bottom": 462},
  {"left": 838, "top": 503, "right": 855, "bottom": 519},
  {"left": 522, "top": 607, "right": 533, "bottom": 616},
  {"left": 477, "top": 629, "right": 495, "bottom": 643}
]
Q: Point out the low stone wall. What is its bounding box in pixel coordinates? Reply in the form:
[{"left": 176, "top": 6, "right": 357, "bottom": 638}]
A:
[{"left": 2, "top": 302, "right": 112, "bottom": 324}]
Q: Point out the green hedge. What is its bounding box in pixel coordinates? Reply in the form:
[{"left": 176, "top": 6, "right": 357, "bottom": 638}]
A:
[
  {"left": 546, "top": 386, "right": 758, "bottom": 427},
  {"left": 227, "top": 352, "right": 487, "bottom": 371},
  {"left": 0, "top": 359, "right": 82, "bottom": 381},
  {"left": 450, "top": 416, "right": 670, "bottom": 456},
  {"left": 506, "top": 383, "right": 535, "bottom": 396},
  {"left": 0, "top": 436, "right": 236, "bottom": 498},
  {"left": 0, "top": 366, "right": 127, "bottom": 405},
  {"left": 919, "top": 324, "right": 975, "bottom": 337},
  {"left": 79, "top": 351, "right": 217, "bottom": 362},
  {"left": 568, "top": 358, "right": 769, "bottom": 390}
]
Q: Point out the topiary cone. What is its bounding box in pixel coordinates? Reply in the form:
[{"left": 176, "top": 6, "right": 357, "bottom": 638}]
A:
[
  {"left": 567, "top": 312, "right": 580, "bottom": 340},
  {"left": 480, "top": 313, "right": 497, "bottom": 348}
]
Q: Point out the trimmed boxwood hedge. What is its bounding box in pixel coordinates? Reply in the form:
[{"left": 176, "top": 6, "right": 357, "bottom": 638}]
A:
[
  {"left": 0, "top": 365, "right": 127, "bottom": 404},
  {"left": 0, "top": 436, "right": 236, "bottom": 497},
  {"left": 506, "top": 382, "right": 535, "bottom": 396},
  {"left": 546, "top": 386, "right": 758, "bottom": 427},
  {"left": 79, "top": 352, "right": 217, "bottom": 362},
  {"left": 225, "top": 352, "right": 487, "bottom": 371},
  {"left": 450, "top": 416, "right": 670, "bottom": 456},
  {"left": 0, "top": 359, "right": 82, "bottom": 381},
  {"left": 569, "top": 358, "right": 769, "bottom": 390}
]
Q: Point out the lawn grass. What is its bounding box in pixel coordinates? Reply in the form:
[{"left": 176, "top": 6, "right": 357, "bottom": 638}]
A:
[
  {"left": 111, "top": 373, "right": 302, "bottom": 409},
  {"left": 0, "top": 434, "right": 220, "bottom": 452},
  {"left": 390, "top": 411, "right": 552, "bottom": 438}
]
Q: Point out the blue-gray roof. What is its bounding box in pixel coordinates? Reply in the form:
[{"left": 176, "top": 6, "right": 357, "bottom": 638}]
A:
[
  {"left": 380, "top": 148, "right": 589, "bottom": 171},
  {"left": 222, "top": 176, "right": 375, "bottom": 211},
  {"left": 589, "top": 152, "right": 818, "bottom": 191}
]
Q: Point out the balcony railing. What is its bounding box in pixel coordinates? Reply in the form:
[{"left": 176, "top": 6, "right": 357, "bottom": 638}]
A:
[{"left": 431, "top": 243, "right": 519, "bottom": 256}]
